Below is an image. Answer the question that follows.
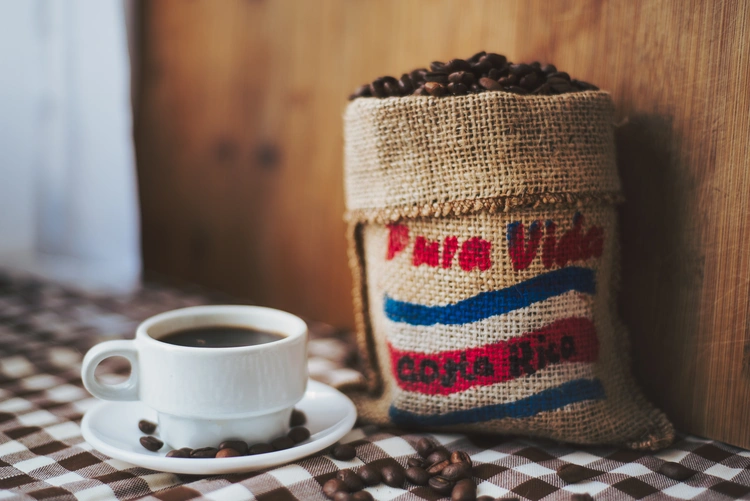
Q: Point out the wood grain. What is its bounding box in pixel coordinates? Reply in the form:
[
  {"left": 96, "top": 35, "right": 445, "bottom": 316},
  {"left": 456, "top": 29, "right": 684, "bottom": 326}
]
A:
[{"left": 135, "top": 0, "right": 750, "bottom": 447}]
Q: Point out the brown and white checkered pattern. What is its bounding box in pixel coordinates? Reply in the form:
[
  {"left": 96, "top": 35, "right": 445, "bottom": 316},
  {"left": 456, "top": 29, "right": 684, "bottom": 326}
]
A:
[{"left": 0, "top": 271, "right": 748, "bottom": 500}]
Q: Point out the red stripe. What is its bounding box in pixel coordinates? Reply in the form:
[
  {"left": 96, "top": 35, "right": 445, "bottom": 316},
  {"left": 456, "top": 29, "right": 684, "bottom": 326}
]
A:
[{"left": 388, "top": 317, "right": 599, "bottom": 395}]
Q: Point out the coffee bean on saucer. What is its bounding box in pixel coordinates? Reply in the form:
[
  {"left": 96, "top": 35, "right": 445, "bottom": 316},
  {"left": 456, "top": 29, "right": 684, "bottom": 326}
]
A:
[
  {"left": 658, "top": 461, "right": 695, "bottom": 481},
  {"left": 190, "top": 447, "right": 218, "bottom": 458},
  {"left": 216, "top": 448, "right": 242, "bottom": 458},
  {"left": 557, "top": 464, "right": 594, "bottom": 483},
  {"left": 451, "top": 450, "right": 472, "bottom": 466},
  {"left": 442, "top": 462, "right": 471, "bottom": 481},
  {"left": 271, "top": 436, "right": 295, "bottom": 451},
  {"left": 381, "top": 463, "right": 405, "bottom": 487},
  {"left": 337, "top": 469, "right": 364, "bottom": 491},
  {"left": 452, "top": 478, "right": 477, "bottom": 501},
  {"left": 351, "top": 492, "right": 373, "bottom": 501},
  {"left": 427, "top": 459, "right": 451, "bottom": 476},
  {"left": 332, "top": 492, "right": 351, "bottom": 501},
  {"left": 138, "top": 419, "right": 156, "bottom": 434},
  {"left": 357, "top": 464, "right": 381, "bottom": 486},
  {"left": 332, "top": 443, "right": 357, "bottom": 460},
  {"left": 139, "top": 436, "right": 163, "bottom": 452},
  {"left": 428, "top": 475, "right": 454, "bottom": 495},
  {"left": 290, "top": 409, "right": 307, "bottom": 427},
  {"left": 407, "top": 457, "right": 425, "bottom": 468},
  {"left": 166, "top": 449, "right": 189, "bottom": 458},
  {"left": 248, "top": 443, "right": 274, "bottom": 455},
  {"left": 219, "top": 440, "right": 248, "bottom": 455},
  {"left": 405, "top": 466, "right": 430, "bottom": 485},
  {"left": 416, "top": 437, "right": 436, "bottom": 458},
  {"left": 288, "top": 426, "right": 311, "bottom": 443},
  {"left": 323, "top": 478, "right": 349, "bottom": 499}
]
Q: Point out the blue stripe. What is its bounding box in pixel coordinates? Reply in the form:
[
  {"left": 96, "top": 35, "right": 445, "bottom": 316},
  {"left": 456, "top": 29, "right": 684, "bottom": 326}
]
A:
[
  {"left": 384, "top": 266, "right": 596, "bottom": 326},
  {"left": 389, "top": 378, "right": 605, "bottom": 426}
]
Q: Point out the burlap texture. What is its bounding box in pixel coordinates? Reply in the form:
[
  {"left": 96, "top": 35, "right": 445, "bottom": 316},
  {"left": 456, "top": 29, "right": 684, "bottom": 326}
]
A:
[{"left": 343, "top": 91, "right": 674, "bottom": 450}]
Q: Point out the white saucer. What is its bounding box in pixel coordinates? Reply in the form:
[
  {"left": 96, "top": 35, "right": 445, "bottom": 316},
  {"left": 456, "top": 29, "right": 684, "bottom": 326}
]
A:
[{"left": 81, "top": 379, "right": 357, "bottom": 474}]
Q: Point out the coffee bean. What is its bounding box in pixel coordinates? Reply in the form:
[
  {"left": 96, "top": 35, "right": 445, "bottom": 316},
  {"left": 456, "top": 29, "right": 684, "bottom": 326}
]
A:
[
  {"left": 442, "top": 462, "right": 471, "bottom": 481},
  {"left": 271, "top": 436, "right": 295, "bottom": 451},
  {"left": 337, "top": 469, "right": 364, "bottom": 491},
  {"left": 290, "top": 409, "right": 307, "bottom": 427},
  {"left": 479, "top": 78, "right": 502, "bottom": 91},
  {"left": 216, "top": 448, "right": 242, "bottom": 458},
  {"left": 425, "top": 72, "right": 449, "bottom": 84},
  {"left": 248, "top": 443, "right": 274, "bottom": 455},
  {"left": 407, "top": 457, "right": 425, "bottom": 468},
  {"left": 416, "top": 438, "right": 436, "bottom": 458},
  {"left": 369, "top": 81, "right": 386, "bottom": 98},
  {"left": 357, "top": 464, "right": 381, "bottom": 486},
  {"left": 323, "top": 478, "right": 349, "bottom": 499},
  {"left": 191, "top": 447, "right": 218, "bottom": 458},
  {"left": 506, "top": 86, "right": 530, "bottom": 95},
  {"left": 288, "top": 426, "right": 311, "bottom": 443},
  {"left": 351, "top": 492, "right": 373, "bottom": 501},
  {"left": 428, "top": 475, "right": 454, "bottom": 495},
  {"left": 399, "top": 74, "right": 414, "bottom": 94},
  {"left": 139, "top": 436, "right": 163, "bottom": 452},
  {"left": 451, "top": 450, "right": 472, "bottom": 466},
  {"left": 497, "top": 75, "right": 518, "bottom": 86},
  {"left": 414, "top": 86, "right": 428, "bottom": 96},
  {"left": 427, "top": 459, "right": 451, "bottom": 476},
  {"left": 573, "top": 79, "right": 599, "bottom": 91},
  {"left": 179, "top": 447, "right": 193, "bottom": 454},
  {"left": 542, "top": 64, "right": 557, "bottom": 74},
  {"left": 509, "top": 63, "right": 533, "bottom": 77},
  {"left": 482, "top": 53, "right": 507, "bottom": 68},
  {"left": 470, "top": 61, "right": 491, "bottom": 76},
  {"left": 430, "top": 61, "right": 446, "bottom": 72},
  {"left": 410, "top": 69, "right": 427, "bottom": 83},
  {"left": 468, "top": 51, "right": 486, "bottom": 63},
  {"left": 533, "top": 83, "right": 552, "bottom": 95},
  {"left": 448, "top": 82, "right": 468, "bottom": 96},
  {"left": 519, "top": 72, "right": 540, "bottom": 90},
  {"left": 381, "top": 463, "right": 405, "bottom": 488},
  {"left": 549, "top": 82, "right": 573, "bottom": 94},
  {"left": 487, "top": 68, "right": 503, "bottom": 81},
  {"left": 332, "top": 492, "right": 351, "bottom": 501},
  {"left": 445, "top": 59, "right": 471, "bottom": 73},
  {"left": 547, "top": 71, "right": 571, "bottom": 81},
  {"left": 219, "top": 440, "right": 248, "bottom": 455},
  {"left": 138, "top": 420, "right": 156, "bottom": 434},
  {"left": 571, "top": 495, "right": 593, "bottom": 501},
  {"left": 557, "top": 464, "right": 594, "bottom": 483},
  {"left": 405, "top": 466, "right": 430, "bottom": 485},
  {"left": 452, "top": 478, "right": 477, "bottom": 501},
  {"left": 332, "top": 443, "right": 357, "bottom": 460},
  {"left": 166, "top": 449, "right": 189, "bottom": 458},
  {"left": 426, "top": 449, "right": 451, "bottom": 465},
  {"left": 658, "top": 461, "right": 695, "bottom": 481},
  {"left": 383, "top": 81, "right": 401, "bottom": 97},
  {"left": 425, "top": 82, "right": 447, "bottom": 97}
]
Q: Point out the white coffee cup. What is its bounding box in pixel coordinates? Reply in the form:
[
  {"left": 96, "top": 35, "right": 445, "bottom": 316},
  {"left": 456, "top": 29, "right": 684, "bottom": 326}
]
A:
[{"left": 81, "top": 305, "right": 308, "bottom": 449}]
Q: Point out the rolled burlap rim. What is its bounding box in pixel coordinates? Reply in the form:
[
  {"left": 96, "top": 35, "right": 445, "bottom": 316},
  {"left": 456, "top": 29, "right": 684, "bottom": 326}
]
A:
[{"left": 342, "top": 91, "right": 624, "bottom": 396}]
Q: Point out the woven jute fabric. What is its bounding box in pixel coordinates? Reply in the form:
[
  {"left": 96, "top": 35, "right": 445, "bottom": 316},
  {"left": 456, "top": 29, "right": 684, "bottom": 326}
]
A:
[{"left": 344, "top": 91, "right": 674, "bottom": 450}]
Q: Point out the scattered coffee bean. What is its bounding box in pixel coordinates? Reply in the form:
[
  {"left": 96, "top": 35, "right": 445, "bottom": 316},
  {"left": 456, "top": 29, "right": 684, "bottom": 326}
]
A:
[
  {"left": 332, "top": 443, "right": 357, "bottom": 460},
  {"left": 166, "top": 449, "right": 189, "bottom": 458},
  {"left": 405, "top": 466, "right": 430, "bottom": 485},
  {"left": 216, "top": 448, "right": 242, "bottom": 458},
  {"left": 288, "top": 426, "right": 311, "bottom": 444},
  {"left": 139, "top": 436, "right": 163, "bottom": 452},
  {"left": 271, "top": 436, "right": 295, "bottom": 451},
  {"left": 416, "top": 438, "right": 436, "bottom": 458},
  {"left": 658, "top": 461, "right": 695, "bottom": 481},
  {"left": 428, "top": 475, "right": 454, "bottom": 495},
  {"left": 407, "top": 457, "right": 425, "bottom": 468},
  {"left": 332, "top": 492, "right": 351, "bottom": 501},
  {"left": 452, "top": 478, "right": 477, "bottom": 501},
  {"left": 427, "top": 459, "right": 451, "bottom": 476},
  {"left": 426, "top": 449, "right": 451, "bottom": 465},
  {"left": 248, "top": 443, "right": 274, "bottom": 455},
  {"left": 351, "top": 492, "right": 373, "bottom": 501},
  {"left": 138, "top": 419, "right": 157, "bottom": 434},
  {"left": 219, "top": 440, "right": 248, "bottom": 455},
  {"left": 442, "top": 461, "right": 471, "bottom": 481},
  {"left": 191, "top": 447, "right": 218, "bottom": 458},
  {"left": 323, "top": 478, "right": 349, "bottom": 499},
  {"left": 451, "top": 450, "right": 472, "bottom": 466},
  {"left": 357, "top": 464, "right": 381, "bottom": 486},
  {"left": 290, "top": 409, "right": 307, "bottom": 427},
  {"left": 571, "top": 495, "right": 593, "bottom": 501},
  {"left": 381, "top": 463, "right": 405, "bottom": 488},
  {"left": 337, "top": 469, "right": 364, "bottom": 492},
  {"left": 557, "top": 464, "right": 595, "bottom": 483}
]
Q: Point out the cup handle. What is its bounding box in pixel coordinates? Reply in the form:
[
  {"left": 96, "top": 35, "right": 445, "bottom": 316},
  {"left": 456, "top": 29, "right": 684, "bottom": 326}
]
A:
[{"left": 81, "top": 340, "right": 139, "bottom": 401}]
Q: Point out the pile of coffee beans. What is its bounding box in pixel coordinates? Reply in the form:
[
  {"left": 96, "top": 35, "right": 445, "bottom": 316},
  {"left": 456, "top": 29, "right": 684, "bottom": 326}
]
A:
[
  {"left": 349, "top": 52, "right": 598, "bottom": 99},
  {"left": 137, "top": 409, "right": 311, "bottom": 458}
]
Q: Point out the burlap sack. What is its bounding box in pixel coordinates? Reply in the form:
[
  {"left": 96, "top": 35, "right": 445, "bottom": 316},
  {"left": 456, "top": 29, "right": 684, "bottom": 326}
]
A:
[{"left": 343, "top": 91, "right": 674, "bottom": 450}]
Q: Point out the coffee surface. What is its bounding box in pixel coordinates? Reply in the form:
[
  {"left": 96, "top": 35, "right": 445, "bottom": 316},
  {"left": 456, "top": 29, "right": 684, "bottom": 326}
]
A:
[{"left": 159, "top": 326, "right": 284, "bottom": 348}]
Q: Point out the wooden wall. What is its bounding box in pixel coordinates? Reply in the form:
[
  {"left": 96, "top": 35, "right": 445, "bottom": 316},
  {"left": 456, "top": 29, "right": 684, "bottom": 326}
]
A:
[{"left": 134, "top": 0, "right": 750, "bottom": 447}]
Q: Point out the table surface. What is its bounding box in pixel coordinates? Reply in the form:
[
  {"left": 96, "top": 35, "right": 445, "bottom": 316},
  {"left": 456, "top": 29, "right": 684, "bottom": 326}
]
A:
[{"left": 0, "top": 272, "right": 748, "bottom": 501}]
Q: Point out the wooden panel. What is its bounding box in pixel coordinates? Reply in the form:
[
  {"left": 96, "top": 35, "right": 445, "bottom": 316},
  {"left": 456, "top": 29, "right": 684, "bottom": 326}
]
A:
[{"left": 135, "top": 0, "right": 750, "bottom": 446}]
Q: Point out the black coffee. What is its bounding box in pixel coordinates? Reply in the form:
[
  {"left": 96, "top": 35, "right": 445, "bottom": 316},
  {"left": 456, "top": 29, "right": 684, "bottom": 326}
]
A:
[{"left": 159, "top": 326, "right": 284, "bottom": 348}]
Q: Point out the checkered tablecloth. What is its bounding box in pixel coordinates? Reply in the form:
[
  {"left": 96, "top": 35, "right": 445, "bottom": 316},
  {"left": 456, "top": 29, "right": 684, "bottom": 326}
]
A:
[{"left": 1, "top": 271, "right": 749, "bottom": 501}]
